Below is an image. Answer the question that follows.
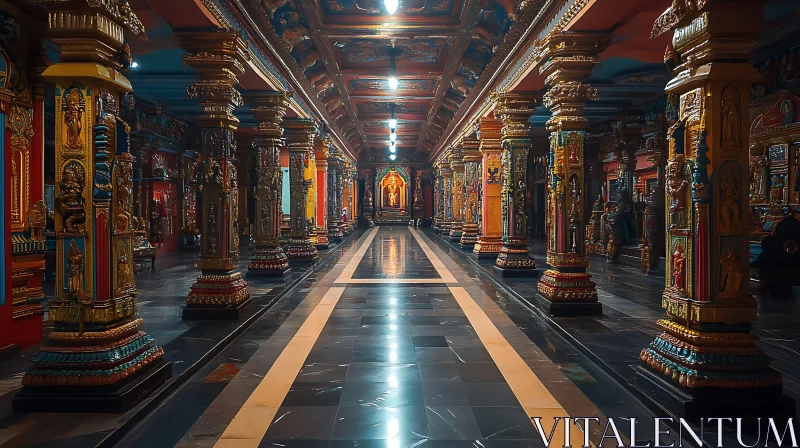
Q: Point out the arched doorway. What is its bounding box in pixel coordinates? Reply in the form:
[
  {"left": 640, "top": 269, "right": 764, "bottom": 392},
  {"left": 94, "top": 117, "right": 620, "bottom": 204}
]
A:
[{"left": 375, "top": 167, "right": 410, "bottom": 224}]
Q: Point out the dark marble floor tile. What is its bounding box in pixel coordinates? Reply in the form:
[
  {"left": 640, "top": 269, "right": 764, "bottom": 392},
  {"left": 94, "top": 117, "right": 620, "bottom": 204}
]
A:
[
  {"left": 470, "top": 407, "right": 539, "bottom": 440},
  {"left": 346, "top": 363, "right": 421, "bottom": 383},
  {"left": 265, "top": 406, "right": 338, "bottom": 440},
  {"left": 417, "top": 363, "right": 461, "bottom": 382},
  {"left": 456, "top": 363, "right": 504, "bottom": 382},
  {"left": 331, "top": 406, "right": 429, "bottom": 440},
  {"left": 415, "top": 347, "right": 461, "bottom": 364},
  {"left": 409, "top": 317, "right": 444, "bottom": 326},
  {"left": 422, "top": 383, "right": 470, "bottom": 406},
  {"left": 449, "top": 347, "right": 493, "bottom": 363},
  {"left": 425, "top": 406, "right": 482, "bottom": 440},
  {"left": 282, "top": 383, "right": 344, "bottom": 406},
  {"left": 260, "top": 440, "right": 332, "bottom": 448},
  {"left": 462, "top": 383, "right": 519, "bottom": 407},
  {"left": 413, "top": 336, "right": 449, "bottom": 347},
  {"left": 296, "top": 363, "right": 350, "bottom": 383},
  {"left": 351, "top": 346, "right": 418, "bottom": 363},
  {"left": 339, "top": 382, "right": 424, "bottom": 407},
  {"left": 330, "top": 440, "right": 430, "bottom": 448}
]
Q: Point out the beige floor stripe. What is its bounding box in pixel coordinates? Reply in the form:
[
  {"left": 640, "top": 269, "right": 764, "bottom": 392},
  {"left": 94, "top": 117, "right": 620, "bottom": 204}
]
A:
[
  {"left": 408, "top": 228, "right": 458, "bottom": 283},
  {"left": 214, "top": 286, "right": 346, "bottom": 448},
  {"left": 448, "top": 286, "right": 587, "bottom": 447},
  {"left": 334, "top": 227, "right": 379, "bottom": 284}
]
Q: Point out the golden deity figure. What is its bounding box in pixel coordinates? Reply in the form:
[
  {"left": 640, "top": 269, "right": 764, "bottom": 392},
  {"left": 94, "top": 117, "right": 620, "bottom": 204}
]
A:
[
  {"left": 67, "top": 240, "right": 87, "bottom": 302},
  {"left": 387, "top": 176, "right": 399, "bottom": 207},
  {"left": 719, "top": 249, "right": 743, "bottom": 298},
  {"left": 671, "top": 242, "right": 686, "bottom": 292}
]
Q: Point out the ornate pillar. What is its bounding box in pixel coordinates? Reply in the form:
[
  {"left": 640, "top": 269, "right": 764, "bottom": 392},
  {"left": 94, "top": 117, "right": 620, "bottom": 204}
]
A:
[
  {"left": 439, "top": 157, "right": 452, "bottom": 235},
  {"left": 473, "top": 117, "right": 504, "bottom": 258},
  {"left": 361, "top": 168, "right": 375, "bottom": 227},
  {"left": 327, "top": 150, "right": 344, "bottom": 241},
  {"left": 284, "top": 118, "right": 319, "bottom": 262},
  {"left": 313, "top": 135, "right": 330, "bottom": 249},
  {"left": 181, "top": 31, "right": 251, "bottom": 319},
  {"left": 15, "top": 0, "right": 171, "bottom": 411},
  {"left": 247, "top": 92, "right": 290, "bottom": 277},
  {"left": 536, "top": 32, "right": 608, "bottom": 315},
  {"left": 413, "top": 170, "right": 425, "bottom": 220},
  {"left": 448, "top": 147, "right": 465, "bottom": 242},
  {"left": 344, "top": 166, "right": 357, "bottom": 233},
  {"left": 460, "top": 136, "right": 481, "bottom": 249},
  {"left": 432, "top": 163, "right": 442, "bottom": 231},
  {"left": 637, "top": 0, "right": 793, "bottom": 418},
  {"left": 493, "top": 95, "right": 536, "bottom": 277}
]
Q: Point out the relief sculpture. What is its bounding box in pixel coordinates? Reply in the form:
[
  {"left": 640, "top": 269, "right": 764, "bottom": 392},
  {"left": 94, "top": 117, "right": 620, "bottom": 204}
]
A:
[
  {"left": 62, "top": 87, "right": 85, "bottom": 152},
  {"left": 57, "top": 161, "right": 87, "bottom": 234}
]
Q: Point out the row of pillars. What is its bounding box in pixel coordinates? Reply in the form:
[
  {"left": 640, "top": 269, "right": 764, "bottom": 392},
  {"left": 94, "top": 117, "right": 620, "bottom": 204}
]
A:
[
  {"left": 13, "top": 4, "right": 357, "bottom": 411},
  {"left": 432, "top": 1, "right": 794, "bottom": 419}
]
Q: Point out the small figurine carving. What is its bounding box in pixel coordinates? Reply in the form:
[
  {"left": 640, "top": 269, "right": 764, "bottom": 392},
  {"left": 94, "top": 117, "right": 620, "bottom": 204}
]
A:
[
  {"left": 57, "top": 162, "right": 87, "bottom": 234},
  {"left": 63, "top": 87, "right": 84, "bottom": 151},
  {"left": 718, "top": 249, "right": 742, "bottom": 298},
  {"left": 719, "top": 171, "right": 741, "bottom": 233},
  {"left": 208, "top": 202, "right": 217, "bottom": 255},
  {"left": 67, "top": 240, "right": 87, "bottom": 302},
  {"left": 666, "top": 158, "right": 688, "bottom": 228},
  {"left": 721, "top": 86, "right": 741, "bottom": 148},
  {"left": 672, "top": 242, "right": 686, "bottom": 292},
  {"left": 118, "top": 254, "right": 131, "bottom": 287}
]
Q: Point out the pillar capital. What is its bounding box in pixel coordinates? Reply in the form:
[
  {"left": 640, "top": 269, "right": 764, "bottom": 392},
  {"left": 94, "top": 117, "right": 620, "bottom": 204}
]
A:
[
  {"left": 494, "top": 94, "right": 536, "bottom": 140},
  {"left": 449, "top": 147, "right": 464, "bottom": 172},
  {"left": 462, "top": 136, "right": 481, "bottom": 162},
  {"left": 478, "top": 116, "right": 502, "bottom": 154},
  {"left": 284, "top": 118, "right": 317, "bottom": 152},
  {"left": 39, "top": 0, "right": 146, "bottom": 66},
  {"left": 180, "top": 30, "right": 250, "bottom": 131},
  {"left": 314, "top": 133, "right": 332, "bottom": 164},
  {"left": 247, "top": 91, "right": 291, "bottom": 141}
]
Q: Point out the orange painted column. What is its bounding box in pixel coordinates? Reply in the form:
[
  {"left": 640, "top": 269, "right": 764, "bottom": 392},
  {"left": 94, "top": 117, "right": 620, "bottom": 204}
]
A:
[
  {"left": 473, "top": 117, "right": 503, "bottom": 258},
  {"left": 314, "top": 134, "right": 330, "bottom": 249}
]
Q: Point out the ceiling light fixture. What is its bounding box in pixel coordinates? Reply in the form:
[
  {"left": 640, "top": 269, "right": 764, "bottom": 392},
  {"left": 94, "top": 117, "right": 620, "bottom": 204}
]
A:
[
  {"left": 387, "top": 46, "right": 402, "bottom": 90},
  {"left": 385, "top": 0, "right": 399, "bottom": 15},
  {"left": 389, "top": 132, "right": 397, "bottom": 142},
  {"left": 389, "top": 153, "right": 397, "bottom": 160},
  {"left": 390, "top": 143, "right": 396, "bottom": 153},
  {"left": 131, "top": 61, "right": 139, "bottom": 69}
]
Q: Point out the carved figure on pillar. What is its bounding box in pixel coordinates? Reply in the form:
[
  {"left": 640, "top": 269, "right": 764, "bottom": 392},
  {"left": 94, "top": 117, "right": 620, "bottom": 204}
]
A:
[
  {"left": 313, "top": 134, "right": 330, "bottom": 249},
  {"left": 448, "top": 147, "right": 465, "bottom": 242},
  {"left": 638, "top": 0, "right": 794, "bottom": 420},
  {"left": 16, "top": 2, "right": 171, "bottom": 412},
  {"left": 493, "top": 95, "right": 536, "bottom": 277},
  {"left": 536, "top": 32, "right": 609, "bottom": 315},
  {"left": 327, "top": 150, "right": 346, "bottom": 240},
  {"left": 284, "top": 118, "right": 319, "bottom": 263},
  {"left": 361, "top": 167, "right": 375, "bottom": 228},
  {"left": 246, "top": 92, "right": 291, "bottom": 276},
  {"left": 180, "top": 31, "right": 251, "bottom": 319}
]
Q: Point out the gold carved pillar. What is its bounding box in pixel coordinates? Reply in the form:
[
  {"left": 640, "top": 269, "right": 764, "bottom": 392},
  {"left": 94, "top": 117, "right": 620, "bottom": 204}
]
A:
[
  {"left": 439, "top": 157, "right": 453, "bottom": 235},
  {"left": 460, "top": 136, "right": 481, "bottom": 248},
  {"left": 637, "top": 0, "right": 793, "bottom": 418},
  {"left": 247, "top": 92, "right": 290, "bottom": 277},
  {"left": 536, "top": 32, "right": 608, "bottom": 315},
  {"left": 181, "top": 31, "right": 251, "bottom": 319},
  {"left": 327, "top": 150, "right": 345, "bottom": 241},
  {"left": 432, "top": 163, "right": 442, "bottom": 231},
  {"left": 448, "top": 147, "right": 465, "bottom": 241},
  {"left": 344, "top": 165, "right": 357, "bottom": 233},
  {"left": 16, "top": 0, "right": 171, "bottom": 412},
  {"left": 473, "top": 117, "right": 504, "bottom": 258},
  {"left": 284, "top": 118, "right": 319, "bottom": 262},
  {"left": 313, "top": 135, "right": 330, "bottom": 249},
  {"left": 493, "top": 95, "right": 537, "bottom": 277}
]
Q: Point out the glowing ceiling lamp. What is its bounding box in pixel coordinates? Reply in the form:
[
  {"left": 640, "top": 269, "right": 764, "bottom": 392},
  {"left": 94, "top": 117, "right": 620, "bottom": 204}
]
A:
[
  {"left": 389, "top": 132, "right": 397, "bottom": 142},
  {"left": 387, "top": 46, "right": 402, "bottom": 90},
  {"left": 385, "top": 0, "right": 399, "bottom": 15},
  {"left": 131, "top": 61, "right": 139, "bottom": 69},
  {"left": 389, "top": 153, "right": 397, "bottom": 160},
  {"left": 390, "top": 143, "right": 396, "bottom": 153}
]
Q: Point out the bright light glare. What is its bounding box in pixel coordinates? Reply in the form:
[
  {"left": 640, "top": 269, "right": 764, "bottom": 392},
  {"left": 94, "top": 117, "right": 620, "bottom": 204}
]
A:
[
  {"left": 388, "top": 75, "right": 399, "bottom": 90},
  {"left": 390, "top": 145, "right": 396, "bottom": 154},
  {"left": 385, "top": 0, "right": 399, "bottom": 14},
  {"left": 389, "top": 118, "right": 397, "bottom": 129},
  {"left": 131, "top": 61, "right": 139, "bottom": 69},
  {"left": 389, "top": 154, "right": 397, "bottom": 161},
  {"left": 390, "top": 133, "right": 397, "bottom": 142}
]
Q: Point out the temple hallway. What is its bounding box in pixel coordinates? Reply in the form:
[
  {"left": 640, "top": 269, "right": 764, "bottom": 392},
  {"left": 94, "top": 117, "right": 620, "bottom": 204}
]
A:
[{"left": 117, "top": 227, "right": 663, "bottom": 448}]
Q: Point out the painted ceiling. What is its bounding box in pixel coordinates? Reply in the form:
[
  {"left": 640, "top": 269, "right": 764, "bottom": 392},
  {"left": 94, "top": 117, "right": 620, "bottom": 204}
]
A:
[{"left": 244, "top": 0, "right": 516, "bottom": 158}]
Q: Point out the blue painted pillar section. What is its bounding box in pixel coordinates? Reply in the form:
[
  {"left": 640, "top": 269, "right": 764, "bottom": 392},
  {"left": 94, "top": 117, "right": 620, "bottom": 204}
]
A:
[{"left": 281, "top": 167, "right": 290, "bottom": 216}]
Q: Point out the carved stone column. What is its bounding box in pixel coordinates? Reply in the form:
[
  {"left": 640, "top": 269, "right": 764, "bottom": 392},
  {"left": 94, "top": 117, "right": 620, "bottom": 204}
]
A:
[
  {"left": 536, "top": 32, "right": 608, "bottom": 315},
  {"left": 448, "top": 147, "right": 465, "bottom": 242},
  {"left": 327, "top": 150, "right": 345, "bottom": 241},
  {"left": 439, "top": 158, "right": 453, "bottom": 235},
  {"left": 247, "top": 92, "right": 290, "bottom": 277},
  {"left": 344, "top": 166, "right": 357, "bottom": 233},
  {"left": 637, "top": 0, "right": 793, "bottom": 419},
  {"left": 284, "top": 118, "right": 319, "bottom": 263},
  {"left": 361, "top": 167, "right": 375, "bottom": 227},
  {"left": 413, "top": 170, "right": 425, "bottom": 220},
  {"left": 15, "top": 0, "right": 171, "bottom": 412},
  {"left": 432, "top": 164, "right": 443, "bottom": 232},
  {"left": 460, "top": 136, "right": 481, "bottom": 249},
  {"left": 493, "top": 95, "right": 536, "bottom": 277},
  {"left": 473, "top": 117, "right": 504, "bottom": 258},
  {"left": 313, "top": 135, "right": 330, "bottom": 249},
  {"left": 180, "top": 31, "right": 250, "bottom": 319}
]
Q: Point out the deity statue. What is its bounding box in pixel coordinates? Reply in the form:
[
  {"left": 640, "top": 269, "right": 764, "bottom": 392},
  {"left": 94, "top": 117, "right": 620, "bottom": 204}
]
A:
[
  {"left": 387, "top": 176, "right": 399, "bottom": 207},
  {"left": 719, "top": 171, "right": 741, "bottom": 233},
  {"left": 721, "top": 87, "right": 741, "bottom": 148},
  {"left": 672, "top": 242, "right": 686, "bottom": 292},
  {"left": 57, "top": 162, "right": 87, "bottom": 234},
  {"left": 63, "top": 88, "right": 84, "bottom": 151},
  {"left": 749, "top": 152, "right": 769, "bottom": 202},
  {"left": 666, "top": 158, "right": 688, "bottom": 228},
  {"left": 719, "top": 249, "right": 742, "bottom": 298},
  {"left": 118, "top": 254, "right": 131, "bottom": 288},
  {"left": 67, "top": 240, "right": 86, "bottom": 301},
  {"left": 115, "top": 200, "right": 129, "bottom": 233}
]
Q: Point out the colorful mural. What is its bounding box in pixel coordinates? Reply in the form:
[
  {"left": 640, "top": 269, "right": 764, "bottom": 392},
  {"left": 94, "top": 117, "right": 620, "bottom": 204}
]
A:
[{"left": 321, "top": 0, "right": 456, "bottom": 16}]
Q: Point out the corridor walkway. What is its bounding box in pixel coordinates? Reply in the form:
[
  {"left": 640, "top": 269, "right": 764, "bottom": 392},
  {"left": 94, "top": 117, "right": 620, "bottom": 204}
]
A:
[{"left": 120, "top": 227, "right": 663, "bottom": 448}]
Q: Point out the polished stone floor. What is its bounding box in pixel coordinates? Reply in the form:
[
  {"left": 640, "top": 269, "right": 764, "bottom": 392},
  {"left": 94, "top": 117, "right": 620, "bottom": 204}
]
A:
[{"left": 116, "top": 227, "right": 666, "bottom": 448}]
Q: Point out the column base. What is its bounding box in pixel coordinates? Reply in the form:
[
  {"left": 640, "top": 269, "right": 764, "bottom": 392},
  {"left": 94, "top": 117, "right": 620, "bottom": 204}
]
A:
[
  {"left": 460, "top": 224, "right": 479, "bottom": 249},
  {"left": 185, "top": 270, "right": 250, "bottom": 320},
  {"left": 537, "top": 268, "right": 600, "bottom": 316},
  {"left": 473, "top": 236, "right": 503, "bottom": 259},
  {"left": 314, "top": 227, "right": 330, "bottom": 250},
  {"left": 328, "top": 221, "right": 344, "bottom": 243},
  {"left": 438, "top": 221, "right": 452, "bottom": 235},
  {"left": 14, "top": 357, "right": 173, "bottom": 413},
  {"left": 248, "top": 246, "right": 290, "bottom": 277},
  {"left": 635, "top": 365, "right": 794, "bottom": 420},
  {"left": 449, "top": 222, "right": 463, "bottom": 242},
  {"left": 287, "top": 236, "right": 320, "bottom": 264},
  {"left": 494, "top": 238, "right": 536, "bottom": 275}
]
